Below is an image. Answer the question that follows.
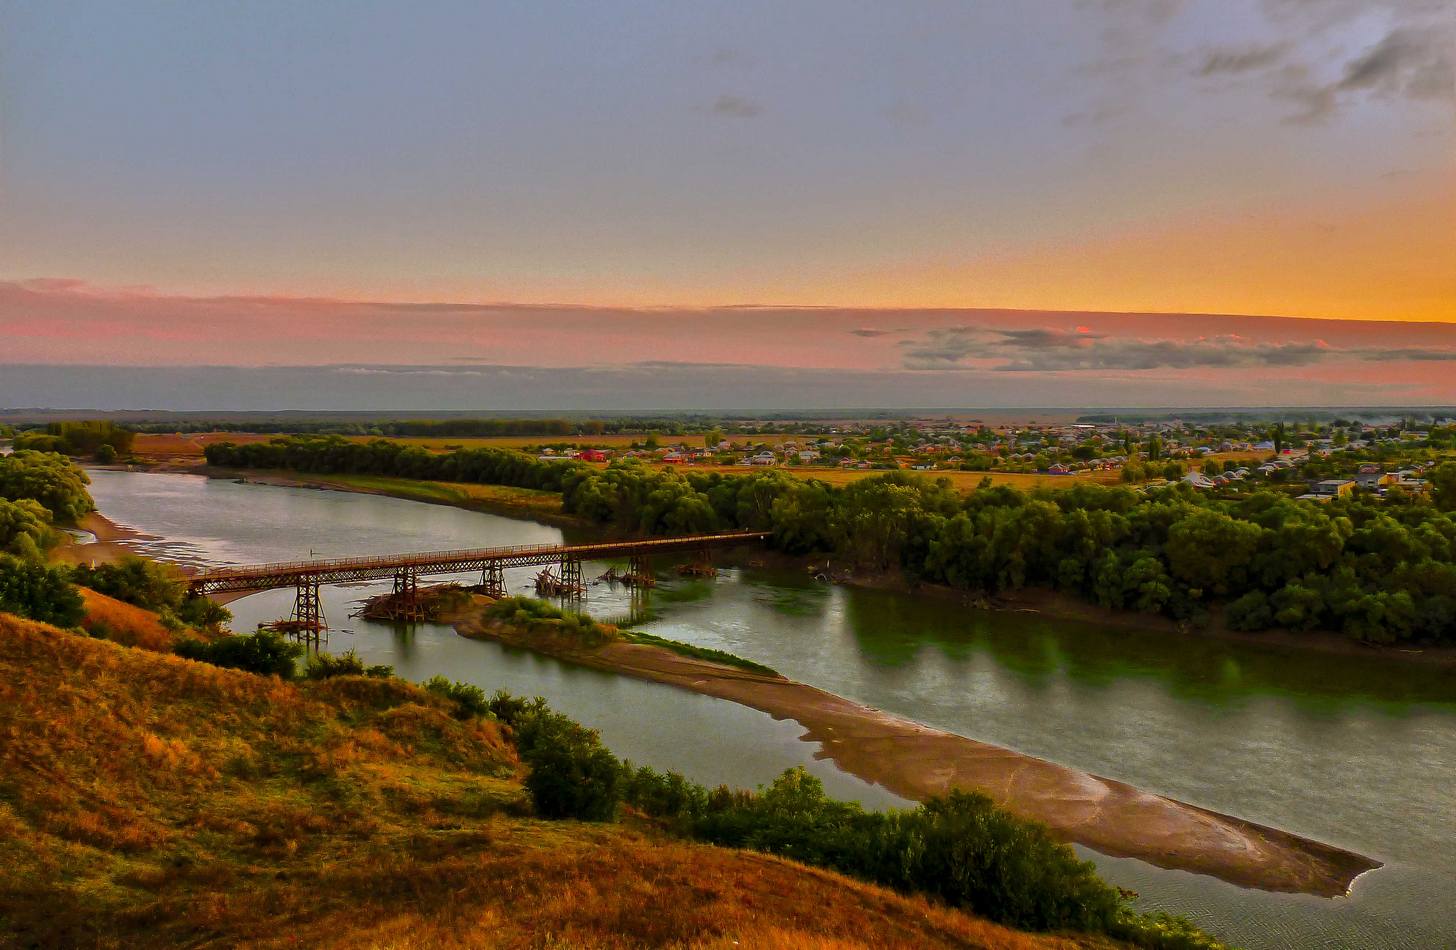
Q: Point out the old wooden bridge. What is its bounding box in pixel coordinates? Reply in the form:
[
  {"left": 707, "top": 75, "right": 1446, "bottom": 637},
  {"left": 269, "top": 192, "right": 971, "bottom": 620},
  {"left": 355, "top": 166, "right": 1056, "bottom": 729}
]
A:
[{"left": 187, "top": 531, "right": 771, "bottom": 637}]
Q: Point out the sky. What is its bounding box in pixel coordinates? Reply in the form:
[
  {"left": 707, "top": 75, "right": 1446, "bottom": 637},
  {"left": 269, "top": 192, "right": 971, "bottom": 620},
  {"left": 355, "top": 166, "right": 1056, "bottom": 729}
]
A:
[{"left": 1, "top": 0, "right": 1453, "bottom": 410}]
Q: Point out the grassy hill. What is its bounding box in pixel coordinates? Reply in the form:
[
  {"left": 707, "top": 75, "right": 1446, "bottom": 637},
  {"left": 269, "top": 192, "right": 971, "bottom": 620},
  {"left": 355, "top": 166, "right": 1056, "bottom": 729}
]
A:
[{"left": 0, "top": 612, "right": 1117, "bottom": 949}]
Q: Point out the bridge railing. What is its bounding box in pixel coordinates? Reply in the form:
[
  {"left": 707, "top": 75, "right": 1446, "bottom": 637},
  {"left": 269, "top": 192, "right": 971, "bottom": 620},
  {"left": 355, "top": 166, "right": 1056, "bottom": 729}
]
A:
[{"left": 189, "top": 531, "right": 770, "bottom": 584}]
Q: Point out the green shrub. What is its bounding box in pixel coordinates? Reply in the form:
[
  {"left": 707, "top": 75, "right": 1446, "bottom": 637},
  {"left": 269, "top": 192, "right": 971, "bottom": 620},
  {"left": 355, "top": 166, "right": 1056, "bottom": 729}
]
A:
[
  {"left": 73, "top": 557, "right": 231, "bottom": 632},
  {"left": 516, "top": 713, "right": 621, "bottom": 821},
  {"left": 1225, "top": 590, "right": 1272, "bottom": 631},
  {"left": 423, "top": 676, "right": 491, "bottom": 718},
  {"left": 175, "top": 630, "right": 303, "bottom": 677},
  {"left": 0, "top": 451, "right": 94, "bottom": 523},
  {"left": 0, "top": 555, "right": 84, "bottom": 627},
  {"left": 304, "top": 649, "right": 393, "bottom": 680}
]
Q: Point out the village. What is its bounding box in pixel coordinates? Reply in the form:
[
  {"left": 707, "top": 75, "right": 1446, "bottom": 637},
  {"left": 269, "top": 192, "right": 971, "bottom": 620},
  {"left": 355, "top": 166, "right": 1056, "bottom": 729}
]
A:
[{"left": 524, "top": 416, "right": 1452, "bottom": 500}]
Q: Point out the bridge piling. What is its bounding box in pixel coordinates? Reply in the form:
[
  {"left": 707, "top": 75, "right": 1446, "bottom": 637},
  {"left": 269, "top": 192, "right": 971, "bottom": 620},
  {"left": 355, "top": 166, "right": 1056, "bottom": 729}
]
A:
[
  {"left": 286, "top": 576, "right": 326, "bottom": 645},
  {"left": 481, "top": 561, "right": 506, "bottom": 598},
  {"left": 386, "top": 569, "right": 426, "bottom": 623}
]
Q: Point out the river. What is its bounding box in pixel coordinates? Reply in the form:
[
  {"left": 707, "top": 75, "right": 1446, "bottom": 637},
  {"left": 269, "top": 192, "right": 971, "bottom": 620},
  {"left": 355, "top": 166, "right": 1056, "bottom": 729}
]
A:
[{"left": 85, "top": 469, "right": 1456, "bottom": 948}]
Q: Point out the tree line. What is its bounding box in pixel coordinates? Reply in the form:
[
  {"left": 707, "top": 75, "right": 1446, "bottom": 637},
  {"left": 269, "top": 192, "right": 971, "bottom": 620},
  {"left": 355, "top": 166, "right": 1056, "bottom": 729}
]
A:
[
  {"left": 204, "top": 436, "right": 1456, "bottom": 645},
  {"left": 14, "top": 421, "right": 135, "bottom": 461}
]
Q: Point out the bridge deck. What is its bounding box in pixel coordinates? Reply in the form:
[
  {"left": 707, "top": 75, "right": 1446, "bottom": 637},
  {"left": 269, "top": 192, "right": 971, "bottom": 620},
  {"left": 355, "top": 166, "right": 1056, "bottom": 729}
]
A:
[{"left": 187, "top": 531, "right": 770, "bottom": 595}]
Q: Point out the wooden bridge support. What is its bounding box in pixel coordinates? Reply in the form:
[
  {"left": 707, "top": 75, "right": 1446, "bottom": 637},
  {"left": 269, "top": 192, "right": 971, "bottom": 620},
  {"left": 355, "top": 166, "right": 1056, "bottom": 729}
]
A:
[
  {"left": 677, "top": 544, "right": 717, "bottom": 577},
  {"left": 287, "top": 576, "right": 326, "bottom": 644},
  {"left": 481, "top": 561, "right": 506, "bottom": 598},
  {"left": 628, "top": 553, "right": 656, "bottom": 587},
  {"left": 559, "top": 559, "right": 582, "bottom": 606},
  {"left": 387, "top": 569, "right": 426, "bottom": 623}
]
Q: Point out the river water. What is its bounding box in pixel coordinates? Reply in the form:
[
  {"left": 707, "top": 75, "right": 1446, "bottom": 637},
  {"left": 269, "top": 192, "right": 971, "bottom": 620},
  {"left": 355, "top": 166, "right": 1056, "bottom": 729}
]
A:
[{"left": 86, "top": 470, "right": 1456, "bottom": 949}]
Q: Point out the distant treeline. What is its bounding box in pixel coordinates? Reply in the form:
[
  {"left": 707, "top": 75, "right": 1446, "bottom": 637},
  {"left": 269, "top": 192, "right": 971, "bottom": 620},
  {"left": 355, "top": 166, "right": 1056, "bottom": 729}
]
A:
[
  {"left": 14, "top": 421, "right": 134, "bottom": 460},
  {"left": 126, "top": 417, "right": 710, "bottom": 437},
  {"left": 205, "top": 435, "right": 1456, "bottom": 645}
]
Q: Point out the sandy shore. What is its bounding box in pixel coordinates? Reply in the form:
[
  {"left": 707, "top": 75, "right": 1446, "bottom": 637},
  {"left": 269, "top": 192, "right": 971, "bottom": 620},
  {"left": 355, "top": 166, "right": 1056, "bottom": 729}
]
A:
[
  {"left": 457, "top": 611, "right": 1379, "bottom": 898},
  {"left": 49, "top": 512, "right": 152, "bottom": 567}
]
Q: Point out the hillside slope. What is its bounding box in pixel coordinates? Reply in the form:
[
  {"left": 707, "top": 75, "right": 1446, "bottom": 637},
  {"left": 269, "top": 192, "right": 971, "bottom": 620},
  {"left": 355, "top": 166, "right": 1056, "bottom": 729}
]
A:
[{"left": 0, "top": 613, "right": 1115, "bottom": 949}]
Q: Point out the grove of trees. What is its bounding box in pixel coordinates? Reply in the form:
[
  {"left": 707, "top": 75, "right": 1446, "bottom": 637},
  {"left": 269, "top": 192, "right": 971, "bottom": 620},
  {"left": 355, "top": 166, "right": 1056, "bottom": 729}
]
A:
[{"left": 205, "top": 436, "right": 1456, "bottom": 645}]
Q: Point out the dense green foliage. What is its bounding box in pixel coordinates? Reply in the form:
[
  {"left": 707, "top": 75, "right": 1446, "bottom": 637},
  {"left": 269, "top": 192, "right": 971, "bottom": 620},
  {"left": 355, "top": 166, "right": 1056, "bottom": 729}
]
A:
[
  {"left": 486, "top": 595, "right": 620, "bottom": 647},
  {"left": 0, "top": 451, "right": 95, "bottom": 523},
  {"left": 0, "top": 454, "right": 92, "bottom": 625},
  {"left": 13, "top": 421, "right": 135, "bottom": 459},
  {"left": 211, "top": 436, "right": 1456, "bottom": 644},
  {"left": 205, "top": 435, "right": 580, "bottom": 492},
  {"left": 303, "top": 649, "right": 394, "bottom": 680},
  {"left": 423, "top": 675, "right": 492, "bottom": 719},
  {"left": 72, "top": 556, "right": 231, "bottom": 630},
  {"left": 0, "top": 555, "right": 84, "bottom": 627},
  {"left": 0, "top": 498, "right": 60, "bottom": 561},
  {"left": 175, "top": 630, "right": 303, "bottom": 677},
  {"left": 486, "top": 692, "right": 622, "bottom": 821}
]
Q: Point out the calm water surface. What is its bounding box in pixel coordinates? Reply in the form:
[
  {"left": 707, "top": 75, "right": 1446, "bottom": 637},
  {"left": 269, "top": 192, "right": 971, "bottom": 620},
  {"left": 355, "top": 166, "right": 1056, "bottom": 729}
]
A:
[{"left": 88, "top": 470, "right": 1456, "bottom": 949}]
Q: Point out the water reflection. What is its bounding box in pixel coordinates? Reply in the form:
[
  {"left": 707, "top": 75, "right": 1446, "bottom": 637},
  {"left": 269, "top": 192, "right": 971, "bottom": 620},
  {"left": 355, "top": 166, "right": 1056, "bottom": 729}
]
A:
[{"left": 85, "top": 469, "right": 1456, "bottom": 949}]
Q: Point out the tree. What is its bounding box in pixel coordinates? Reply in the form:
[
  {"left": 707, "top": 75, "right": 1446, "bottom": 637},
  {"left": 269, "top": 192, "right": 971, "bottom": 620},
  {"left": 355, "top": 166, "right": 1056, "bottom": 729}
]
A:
[
  {"left": 1165, "top": 509, "right": 1262, "bottom": 593},
  {"left": 704, "top": 428, "right": 725, "bottom": 449},
  {"left": 175, "top": 630, "right": 303, "bottom": 677},
  {"left": 1431, "top": 462, "right": 1456, "bottom": 512},
  {"left": 0, "top": 555, "right": 83, "bottom": 626},
  {"left": 0, "top": 451, "right": 95, "bottom": 523},
  {"left": 0, "top": 498, "right": 57, "bottom": 561}
]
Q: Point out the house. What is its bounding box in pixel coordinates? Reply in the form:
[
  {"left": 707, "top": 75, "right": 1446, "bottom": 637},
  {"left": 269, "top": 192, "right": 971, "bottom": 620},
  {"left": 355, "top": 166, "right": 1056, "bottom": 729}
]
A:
[
  {"left": 578, "top": 448, "right": 610, "bottom": 463},
  {"left": 1046, "top": 463, "right": 1071, "bottom": 475},
  {"left": 1181, "top": 472, "right": 1216, "bottom": 489},
  {"left": 1308, "top": 479, "right": 1356, "bottom": 499},
  {"left": 1355, "top": 472, "right": 1396, "bottom": 490},
  {"left": 661, "top": 452, "right": 684, "bottom": 464},
  {"left": 749, "top": 451, "right": 777, "bottom": 466}
]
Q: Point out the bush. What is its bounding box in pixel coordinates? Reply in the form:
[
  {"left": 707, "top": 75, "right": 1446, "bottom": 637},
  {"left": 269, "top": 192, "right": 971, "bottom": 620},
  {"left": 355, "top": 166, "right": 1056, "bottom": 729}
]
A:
[
  {"left": 1225, "top": 591, "right": 1272, "bottom": 631},
  {"left": 620, "top": 764, "right": 708, "bottom": 820},
  {"left": 517, "top": 713, "right": 622, "bottom": 821},
  {"left": 0, "top": 451, "right": 94, "bottom": 523},
  {"left": 174, "top": 630, "right": 303, "bottom": 677},
  {"left": 0, "top": 555, "right": 84, "bottom": 627},
  {"left": 94, "top": 444, "right": 117, "bottom": 464},
  {"left": 423, "top": 676, "right": 491, "bottom": 718},
  {"left": 72, "top": 557, "right": 231, "bottom": 632},
  {"left": 304, "top": 649, "right": 393, "bottom": 680}
]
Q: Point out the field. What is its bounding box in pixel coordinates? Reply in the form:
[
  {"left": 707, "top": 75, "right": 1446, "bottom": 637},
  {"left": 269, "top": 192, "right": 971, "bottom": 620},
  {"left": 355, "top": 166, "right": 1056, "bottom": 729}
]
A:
[
  {"left": 290, "top": 472, "right": 567, "bottom": 518},
  {"left": 0, "top": 611, "right": 1107, "bottom": 949}
]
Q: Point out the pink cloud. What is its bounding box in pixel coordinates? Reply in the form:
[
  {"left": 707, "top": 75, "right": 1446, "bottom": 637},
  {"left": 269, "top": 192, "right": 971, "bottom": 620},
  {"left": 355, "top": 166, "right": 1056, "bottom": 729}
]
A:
[{"left": 4, "top": 278, "right": 1456, "bottom": 402}]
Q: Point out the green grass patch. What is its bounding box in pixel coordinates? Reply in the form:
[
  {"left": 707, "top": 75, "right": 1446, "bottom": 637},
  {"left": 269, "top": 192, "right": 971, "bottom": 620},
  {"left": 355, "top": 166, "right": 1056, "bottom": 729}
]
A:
[{"left": 621, "top": 629, "right": 779, "bottom": 677}]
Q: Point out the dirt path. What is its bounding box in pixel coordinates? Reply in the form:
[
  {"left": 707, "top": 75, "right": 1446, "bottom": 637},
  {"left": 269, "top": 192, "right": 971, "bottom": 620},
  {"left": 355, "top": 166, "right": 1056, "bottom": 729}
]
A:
[{"left": 457, "top": 613, "right": 1379, "bottom": 898}]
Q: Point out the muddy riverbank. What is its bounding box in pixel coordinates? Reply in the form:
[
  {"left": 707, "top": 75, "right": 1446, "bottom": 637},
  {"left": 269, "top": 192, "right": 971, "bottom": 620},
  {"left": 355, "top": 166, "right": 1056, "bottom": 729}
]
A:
[{"left": 455, "top": 603, "right": 1380, "bottom": 898}]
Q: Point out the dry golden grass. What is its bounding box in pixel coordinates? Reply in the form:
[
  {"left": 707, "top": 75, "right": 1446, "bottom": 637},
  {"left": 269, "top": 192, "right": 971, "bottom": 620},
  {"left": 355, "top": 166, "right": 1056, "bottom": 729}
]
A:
[
  {"left": 0, "top": 611, "right": 1115, "bottom": 950},
  {"left": 76, "top": 588, "right": 187, "bottom": 651},
  {"left": 131, "top": 431, "right": 279, "bottom": 458}
]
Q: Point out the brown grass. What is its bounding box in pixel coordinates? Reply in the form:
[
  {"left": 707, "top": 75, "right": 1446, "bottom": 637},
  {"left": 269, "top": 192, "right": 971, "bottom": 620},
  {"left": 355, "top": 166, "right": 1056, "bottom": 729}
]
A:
[
  {"left": 76, "top": 588, "right": 185, "bottom": 651},
  {"left": 0, "top": 611, "right": 1115, "bottom": 950}
]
